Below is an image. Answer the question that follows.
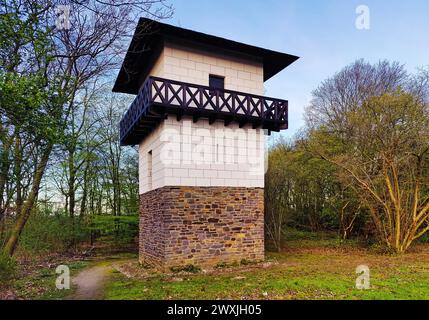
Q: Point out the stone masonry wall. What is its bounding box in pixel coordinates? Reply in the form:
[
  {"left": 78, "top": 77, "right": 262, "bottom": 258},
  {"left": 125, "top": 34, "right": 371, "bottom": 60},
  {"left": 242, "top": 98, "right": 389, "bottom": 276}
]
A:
[{"left": 139, "top": 186, "right": 264, "bottom": 268}]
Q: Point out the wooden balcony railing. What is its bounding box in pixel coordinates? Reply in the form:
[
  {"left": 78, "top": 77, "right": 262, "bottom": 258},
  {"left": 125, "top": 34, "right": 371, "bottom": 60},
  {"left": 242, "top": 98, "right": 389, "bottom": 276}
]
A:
[{"left": 119, "top": 76, "right": 288, "bottom": 145}]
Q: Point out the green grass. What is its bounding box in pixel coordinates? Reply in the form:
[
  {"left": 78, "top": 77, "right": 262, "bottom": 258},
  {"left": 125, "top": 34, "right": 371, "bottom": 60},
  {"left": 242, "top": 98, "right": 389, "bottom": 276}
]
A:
[
  {"left": 103, "top": 233, "right": 429, "bottom": 300},
  {"left": 11, "top": 261, "right": 89, "bottom": 300},
  {"left": 1, "top": 251, "right": 136, "bottom": 300},
  {"left": 7, "top": 230, "right": 429, "bottom": 300}
]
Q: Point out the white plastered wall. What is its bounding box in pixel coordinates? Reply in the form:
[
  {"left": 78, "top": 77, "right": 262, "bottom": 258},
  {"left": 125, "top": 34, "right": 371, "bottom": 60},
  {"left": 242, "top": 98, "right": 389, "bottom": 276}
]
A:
[
  {"left": 139, "top": 117, "right": 265, "bottom": 194},
  {"left": 138, "top": 41, "right": 266, "bottom": 194},
  {"left": 163, "top": 41, "right": 264, "bottom": 95}
]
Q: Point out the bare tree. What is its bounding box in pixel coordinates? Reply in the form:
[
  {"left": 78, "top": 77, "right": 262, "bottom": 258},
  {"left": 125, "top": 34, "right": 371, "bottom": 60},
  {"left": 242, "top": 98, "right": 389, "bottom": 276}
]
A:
[{"left": 307, "top": 60, "right": 429, "bottom": 253}]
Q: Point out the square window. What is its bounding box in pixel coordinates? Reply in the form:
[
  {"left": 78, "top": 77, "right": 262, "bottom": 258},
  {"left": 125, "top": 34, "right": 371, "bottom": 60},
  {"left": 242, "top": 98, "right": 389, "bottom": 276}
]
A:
[{"left": 209, "top": 74, "right": 224, "bottom": 90}]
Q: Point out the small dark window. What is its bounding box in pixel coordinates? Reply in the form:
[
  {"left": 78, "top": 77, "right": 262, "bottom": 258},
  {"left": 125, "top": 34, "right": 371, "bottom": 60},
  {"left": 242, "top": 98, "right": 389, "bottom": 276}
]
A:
[{"left": 209, "top": 75, "right": 224, "bottom": 90}]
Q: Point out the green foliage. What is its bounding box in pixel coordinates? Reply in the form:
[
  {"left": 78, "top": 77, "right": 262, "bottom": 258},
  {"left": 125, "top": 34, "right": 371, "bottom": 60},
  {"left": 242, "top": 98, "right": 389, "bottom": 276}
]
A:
[
  {"left": 240, "top": 259, "right": 258, "bottom": 266},
  {"left": 0, "top": 253, "right": 16, "bottom": 282},
  {"left": 0, "top": 1, "right": 53, "bottom": 70},
  {"left": 266, "top": 139, "right": 360, "bottom": 240},
  {"left": 16, "top": 208, "right": 138, "bottom": 254},
  {"left": 19, "top": 210, "right": 89, "bottom": 254},
  {"left": 90, "top": 215, "right": 139, "bottom": 246},
  {"left": 0, "top": 1, "right": 62, "bottom": 143},
  {"left": 283, "top": 227, "right": 332, "bottom": 241},
  {"left": 215, "top": 261, "right": 240, "bottom": 269},
  {"left": 417, "top": 233, "right": 429, "bottom": 243},
  {"left": 170, "top": 264, "right": 202, "bottom": 273},
  {"left": 214, "top": 261, "right": 228, "bottom": 269}
]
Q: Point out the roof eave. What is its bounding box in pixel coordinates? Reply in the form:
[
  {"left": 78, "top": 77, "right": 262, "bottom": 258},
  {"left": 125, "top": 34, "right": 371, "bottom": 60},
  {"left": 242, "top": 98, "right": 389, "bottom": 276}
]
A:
[{"left": 113, "top": 17, "right": 299, "bottom": 94}]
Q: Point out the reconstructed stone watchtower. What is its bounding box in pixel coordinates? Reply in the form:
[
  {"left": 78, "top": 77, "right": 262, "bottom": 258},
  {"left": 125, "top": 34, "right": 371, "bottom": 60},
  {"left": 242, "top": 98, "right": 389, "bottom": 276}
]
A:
[{"left": 113, "top": 18, "right": 298, "bottom": 268}]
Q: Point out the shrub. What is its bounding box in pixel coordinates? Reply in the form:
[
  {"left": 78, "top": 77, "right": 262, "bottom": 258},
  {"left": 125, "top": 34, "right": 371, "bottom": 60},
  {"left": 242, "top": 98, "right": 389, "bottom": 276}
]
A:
[
  {"left": 215, "top": 261, "right": 239, "bottom": 269},
  {"left": 11, "top": 206, "right": 138, "bottom": 255},
  {"left": 19, "top": 210, "right": 90, "bottom": 254},
  {"left": 89, "top": 215, "right": 138, "bottom": 246},
  {"left": 0, "top": 253, "right": 16, "bottom": 283},
  {"left": 170, "top": 264, "right": 201, "bottom": 273},
  {"left": 215, "top": 261, "right": 228, "bottom": 269}
]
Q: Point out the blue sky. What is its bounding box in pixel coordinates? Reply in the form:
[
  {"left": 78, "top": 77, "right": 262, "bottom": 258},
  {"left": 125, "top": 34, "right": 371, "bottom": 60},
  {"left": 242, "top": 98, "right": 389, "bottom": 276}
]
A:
[{"left": 167, "top": 0, "right": 429, "bottom": 140}]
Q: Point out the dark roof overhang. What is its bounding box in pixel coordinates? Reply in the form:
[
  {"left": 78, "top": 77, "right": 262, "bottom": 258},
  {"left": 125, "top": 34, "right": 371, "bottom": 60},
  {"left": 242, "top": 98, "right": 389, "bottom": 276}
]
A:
[{"left": 113, "top": 18, "right": 299, "bottom": 94}]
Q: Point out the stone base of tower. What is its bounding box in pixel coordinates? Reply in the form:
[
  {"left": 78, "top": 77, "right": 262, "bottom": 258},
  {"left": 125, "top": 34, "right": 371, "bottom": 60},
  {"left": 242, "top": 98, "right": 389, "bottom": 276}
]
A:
[{"left": 139, "top": 186, "right": 264, "bottom": 269}]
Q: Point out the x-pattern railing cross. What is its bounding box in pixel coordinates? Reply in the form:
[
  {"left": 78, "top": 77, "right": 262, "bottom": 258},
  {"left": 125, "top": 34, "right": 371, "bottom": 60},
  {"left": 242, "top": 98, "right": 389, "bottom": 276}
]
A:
[{"left": 119, "top": 76, "right": 288, "bottom": 145}]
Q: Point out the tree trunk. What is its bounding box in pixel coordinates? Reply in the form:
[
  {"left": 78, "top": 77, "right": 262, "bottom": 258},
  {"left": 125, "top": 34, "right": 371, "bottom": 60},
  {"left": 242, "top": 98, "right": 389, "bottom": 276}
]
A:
[
  {"left": 79, "top": 158, "right": 90, "bottom": 219},
  {"left": 14, "top": 134, "right": 23, "bottom": 215},
  {"left": 0, "top": 133, "right": 12, "bottom": 216},
  {"left": 2, "top": 144, "right": 52, "bottom": 256},
  {"left": 68, "top": 147, "right": 76, "bottom": 219}
]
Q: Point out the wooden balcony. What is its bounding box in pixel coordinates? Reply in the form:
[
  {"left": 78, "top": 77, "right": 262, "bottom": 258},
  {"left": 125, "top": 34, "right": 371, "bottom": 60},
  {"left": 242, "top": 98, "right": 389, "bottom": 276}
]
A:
[{"left": 119, "top": 76, "right": 289, "bottom": 146}]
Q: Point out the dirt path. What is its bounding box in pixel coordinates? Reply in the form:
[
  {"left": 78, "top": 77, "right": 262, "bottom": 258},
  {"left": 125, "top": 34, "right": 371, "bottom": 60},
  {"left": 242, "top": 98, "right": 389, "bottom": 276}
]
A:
[{"left": 71, "top": 265, "right": 111, "bottom": 300}]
